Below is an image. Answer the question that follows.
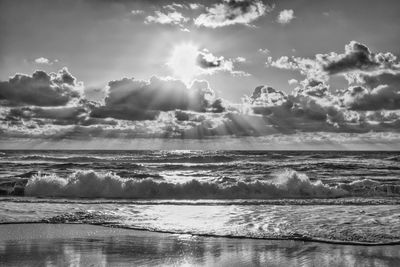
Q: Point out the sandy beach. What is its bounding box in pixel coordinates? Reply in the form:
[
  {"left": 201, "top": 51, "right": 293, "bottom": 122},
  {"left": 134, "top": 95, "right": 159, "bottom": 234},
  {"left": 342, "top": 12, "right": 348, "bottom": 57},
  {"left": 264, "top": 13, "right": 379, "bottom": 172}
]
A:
[{"left": 0, "top": 223, "right": 399, "bottom": 266}]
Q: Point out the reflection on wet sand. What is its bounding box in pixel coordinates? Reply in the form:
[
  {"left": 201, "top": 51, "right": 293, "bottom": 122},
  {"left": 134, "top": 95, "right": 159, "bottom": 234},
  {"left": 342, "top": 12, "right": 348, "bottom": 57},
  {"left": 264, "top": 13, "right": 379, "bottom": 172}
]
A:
[{"left": 0, "top": 224, "right": 399, "bottom": 267}]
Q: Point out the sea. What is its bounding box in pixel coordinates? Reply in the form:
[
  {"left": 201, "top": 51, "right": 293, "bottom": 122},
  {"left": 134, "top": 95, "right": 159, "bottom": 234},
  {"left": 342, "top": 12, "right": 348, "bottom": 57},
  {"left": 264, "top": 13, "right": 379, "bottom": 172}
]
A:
[{"left": 0, "top": 150, "right": 399, "bottom": 244}]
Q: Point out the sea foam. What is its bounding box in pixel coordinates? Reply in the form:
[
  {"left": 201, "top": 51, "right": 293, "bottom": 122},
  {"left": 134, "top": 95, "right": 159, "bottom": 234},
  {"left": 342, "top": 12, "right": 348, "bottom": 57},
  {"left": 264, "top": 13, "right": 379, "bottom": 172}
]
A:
[{"left": 23, "top": 169, "right": 364, "bottom": 199}]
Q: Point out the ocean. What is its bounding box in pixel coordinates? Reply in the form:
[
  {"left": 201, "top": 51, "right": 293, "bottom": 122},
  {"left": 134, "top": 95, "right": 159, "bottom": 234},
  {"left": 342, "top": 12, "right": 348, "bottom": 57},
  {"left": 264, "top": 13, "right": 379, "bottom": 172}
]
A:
[{"left": 0, "top": 150, "right": 399, "bottom": 244}]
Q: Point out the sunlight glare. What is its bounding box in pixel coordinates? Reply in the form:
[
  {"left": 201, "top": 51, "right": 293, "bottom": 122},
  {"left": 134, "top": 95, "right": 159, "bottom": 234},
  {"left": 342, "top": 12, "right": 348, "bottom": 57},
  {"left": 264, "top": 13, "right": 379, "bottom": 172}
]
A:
[{"left": 168, "top": 43, "right": 199, "bottom": 84}]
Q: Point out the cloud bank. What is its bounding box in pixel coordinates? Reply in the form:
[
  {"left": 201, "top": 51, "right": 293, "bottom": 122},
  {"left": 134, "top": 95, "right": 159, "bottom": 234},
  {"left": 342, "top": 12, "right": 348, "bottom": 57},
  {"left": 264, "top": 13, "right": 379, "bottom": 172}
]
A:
[{"left": 1, "top": 41, "right": 399, "bottom": 146}]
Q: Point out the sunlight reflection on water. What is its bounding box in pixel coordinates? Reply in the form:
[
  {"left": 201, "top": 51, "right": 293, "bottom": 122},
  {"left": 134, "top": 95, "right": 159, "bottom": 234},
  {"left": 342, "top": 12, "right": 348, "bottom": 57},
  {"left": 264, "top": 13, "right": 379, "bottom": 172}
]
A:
[{"left": 0, "top": 224, "right": 399, "bottom": 267}]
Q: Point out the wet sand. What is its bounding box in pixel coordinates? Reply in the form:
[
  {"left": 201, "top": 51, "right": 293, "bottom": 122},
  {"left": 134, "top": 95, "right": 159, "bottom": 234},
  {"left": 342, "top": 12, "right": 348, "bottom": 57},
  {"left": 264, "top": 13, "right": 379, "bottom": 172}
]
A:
[{"left": 0, "top": 224, "right": 399, "bottom": 266}]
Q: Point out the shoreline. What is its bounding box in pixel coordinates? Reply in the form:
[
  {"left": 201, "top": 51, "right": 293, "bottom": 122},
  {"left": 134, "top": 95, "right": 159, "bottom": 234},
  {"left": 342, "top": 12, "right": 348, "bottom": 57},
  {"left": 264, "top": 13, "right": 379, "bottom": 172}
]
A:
[
  {"left": 1, "top": 223, "right": 399, "bottom": 266},
  {"left": 1, "top": 222, "right": 400, "bottom": 247}
]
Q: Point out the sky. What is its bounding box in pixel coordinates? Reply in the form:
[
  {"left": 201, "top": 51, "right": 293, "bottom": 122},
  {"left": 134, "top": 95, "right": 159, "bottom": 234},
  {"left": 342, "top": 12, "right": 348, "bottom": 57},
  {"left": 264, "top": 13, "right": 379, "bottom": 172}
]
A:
[{"left": 0, "top": 0, "right": 400, "bottom": 150}]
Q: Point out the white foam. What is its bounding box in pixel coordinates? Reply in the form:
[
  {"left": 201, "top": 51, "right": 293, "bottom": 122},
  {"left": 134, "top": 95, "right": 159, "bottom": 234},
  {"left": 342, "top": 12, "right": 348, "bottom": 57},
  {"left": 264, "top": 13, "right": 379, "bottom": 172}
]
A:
[{"left": 25, "top": 169, "right": 349, "bottom": 199}]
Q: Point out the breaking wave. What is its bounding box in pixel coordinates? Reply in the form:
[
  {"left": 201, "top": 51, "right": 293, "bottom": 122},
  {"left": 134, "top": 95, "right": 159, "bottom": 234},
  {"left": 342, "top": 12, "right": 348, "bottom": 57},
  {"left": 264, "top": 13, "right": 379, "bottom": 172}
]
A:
[{"left": 24, "top": 169, "right": 400, "bottom": 199}]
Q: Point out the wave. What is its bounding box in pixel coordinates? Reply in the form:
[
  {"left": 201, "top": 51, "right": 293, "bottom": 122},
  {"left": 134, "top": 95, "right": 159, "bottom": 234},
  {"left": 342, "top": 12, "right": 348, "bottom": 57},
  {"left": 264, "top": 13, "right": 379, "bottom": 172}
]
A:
[
  {"left": 28, "top": 210, "right": 398, "bottom": 246},
  {"left": 23, "top": 169, "right": 400, "bottom": 199},
  {"left": 386, "top": 155, "right": 400, "bottom": 162},
  {"left": 6, "top": 153, "right": 238, "bottom": 163},
  {"left": 24, "top": 169, "right": 344, "bottom": 198},
  {"left": 2, "top": 197, "right": 400, "bottom": 206},
  {"left": 18, "top": 155, "right": 106, "bottom": 162}
]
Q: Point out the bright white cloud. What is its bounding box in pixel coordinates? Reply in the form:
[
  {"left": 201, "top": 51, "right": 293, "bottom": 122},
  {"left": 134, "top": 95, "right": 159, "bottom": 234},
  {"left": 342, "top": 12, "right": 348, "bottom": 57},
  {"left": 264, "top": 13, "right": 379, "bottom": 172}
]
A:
[
  {"left": 277, "top": 9, "right": 295, "bottom": 24},
  {"left": 189, "top": 3, "right": 202, "bottom": 10},
  {"left": 163, "top": 3, "right": 187, "bottom": 11},
  {"left": 34, "top": 57, "right": 58, "bottom": 65},
  {"left": 131, "top": 10, "right": 145, "bottom": 15},
  {"left": 258, "top": 48, "right": 270, "bottom": 55},
  {"left": 194, "top": 0, "right": 271, "bottom": 28},
  {"left": 167, "top": 44, "right": 250, "bottom": 82},
  {"left": 145, "top": 11, "right": 189, "bottom": 26},
  {"left": 235, "top": 57, "right": 247, "bottom": 63}
]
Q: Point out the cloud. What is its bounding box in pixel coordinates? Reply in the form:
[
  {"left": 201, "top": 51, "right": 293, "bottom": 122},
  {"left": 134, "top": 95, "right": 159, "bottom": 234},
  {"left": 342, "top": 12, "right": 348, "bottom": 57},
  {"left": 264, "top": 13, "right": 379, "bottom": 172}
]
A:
[
  {"left": 277, "top": 9, "right": 295, "bottom": 24},
  {"left": 189, "top": 3, "right": 203, "bottom": 10},
  {"left": 0, "top": 68, "right": 83, "bottom": 107},
  {"left": 3, "top": 104, "right": 105, "bottom": 127},
  {"left": 258, "top": 48, "right": 270, "bottom": 55},
  {"left": 197, "top": 50, "right": 225, "bottom": 69},
  {"left": 1, "top": 72, "right": 400, "bottom": 140},
  {"left": 90, "top": 77, "right": 224, "bottom": 122},
  {"left": 235, "top": 56, "right": 246, "bottom": 63},
  {"left": 0, "top": 73, "right": 229, "bottom": 140},
  {"left": 131, "top": 10, "right": 145, "bottom": 15},
  {"left": 266, "top": 55, "right": 324, "bottom": 82},
  {"left": 168, "top": 45, "right": 250, "bottom": 79},
  {"left": 266, "top": 41, "right": 400, "bottom": 82},
  {"left": 194, "top": 0, "right": 272, "bottom": 28},
  {"left": 241, "top": 76, "right": 400, "bottom": 135},
  {"left": 2, "top": 40, "right": 400, "bottom": 143},
  {"left": 197, "top": 49, "right": 250, "bottom": 76},
  {"left": 320, "top": 41, "right": 399, "bottom": 75},
  {"left": 267, "top": 56, "right": 298, "bottom": 69},
  {"left": 342, "top": 72, "right": 400, "bottom": 110},
  {"left": 265, "top": 41, "right": 400, "bottom": 115},
  {"left": 34, "top": 57, "right": 50, "bottom": 64},
  {"left": 163, "top": 3, "right": 187, "bottom": 11},
  {"left": 34, "top": 57, "right": 57, "bottom": 65},
  {"left": 145, "top": 11, "right": 189, "bottom": 26}
]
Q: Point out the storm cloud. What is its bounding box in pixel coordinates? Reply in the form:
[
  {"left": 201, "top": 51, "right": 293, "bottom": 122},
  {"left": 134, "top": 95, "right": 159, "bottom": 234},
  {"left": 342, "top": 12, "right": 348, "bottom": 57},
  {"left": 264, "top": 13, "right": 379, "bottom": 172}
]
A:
[{"left": 0, "top": 68, "right": 83, "bottom": 107}]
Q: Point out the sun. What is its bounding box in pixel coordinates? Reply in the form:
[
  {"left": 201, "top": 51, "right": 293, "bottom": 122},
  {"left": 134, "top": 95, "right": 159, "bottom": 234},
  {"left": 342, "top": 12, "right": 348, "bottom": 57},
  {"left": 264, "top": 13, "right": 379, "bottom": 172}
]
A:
[{"left": 167, "top": 43, "right": 199, "bottom": 84}]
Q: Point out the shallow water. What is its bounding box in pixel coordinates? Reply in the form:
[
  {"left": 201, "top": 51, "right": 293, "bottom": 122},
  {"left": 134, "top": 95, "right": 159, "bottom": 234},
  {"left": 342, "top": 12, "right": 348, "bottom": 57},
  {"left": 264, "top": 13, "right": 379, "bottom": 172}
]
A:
[
  {"left": 1, "top": 224, "right": 399, "bottom": 267},
  {"left": 1, "top": 200, "right": 400, "bottom": 244}
]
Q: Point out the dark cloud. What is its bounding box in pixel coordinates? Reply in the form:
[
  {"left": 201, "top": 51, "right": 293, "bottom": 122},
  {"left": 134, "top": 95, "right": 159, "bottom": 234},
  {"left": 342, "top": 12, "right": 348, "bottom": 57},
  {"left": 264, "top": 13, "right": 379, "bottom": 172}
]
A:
[
  {"left": 267, "top": 41, "right": 400, "bottom": 81},
  {"left": 266, "top": 41, "right": 400, "bottom": 113},
  {"left": 244, "top": 48, "right": 400, "bottom": 133},
  {"left": 194, "top": 0, "right": 271, "bottom": 28},
  {"left": 243, "top": 82, "right": 391, "bottom": 134},
  {"left": 6, "top": 106, "right": 86, "bottom": 122},
  {"left": 343, "top": 72, "right": 400, "bottom": 110},
  {"left": 197, "top": 50, "right": 224, "bottom": 68},
  {"left": 195, "top": 49, "right": 250, "bottom": 76},
  {"left": 296, "top": 79, "right": 329, "bottom": 98},
  {"left": 90, "top": 77, "right": 224, "bottom": 121},
  {"left": 0, "top": 68, "right": 82, "bottom": 107},
  {"left": 321, "top": 41, "right": 381, "bottom": 75},
  {"left": 2, "top": 100, "right": 117, "bottom": 127}
]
